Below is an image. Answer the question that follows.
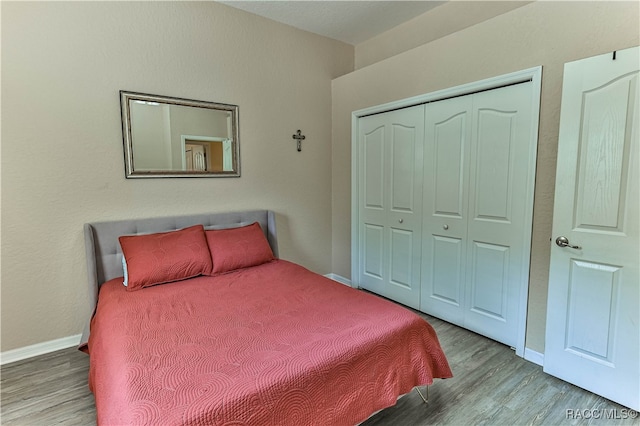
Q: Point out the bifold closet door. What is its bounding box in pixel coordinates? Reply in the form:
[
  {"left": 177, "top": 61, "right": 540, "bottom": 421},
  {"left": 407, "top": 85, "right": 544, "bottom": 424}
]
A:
[
  {"left": 465, "top": 83, "right": 534, "bottom": 346},
  {"left": 420, "top": 95, "right": 472, "bottom": 325},
  {"left": 357, "top": 105, "right": 425, "bottom": 309},
  {"left": 421, "top": 82, "right": 535, "bottom": 348}
]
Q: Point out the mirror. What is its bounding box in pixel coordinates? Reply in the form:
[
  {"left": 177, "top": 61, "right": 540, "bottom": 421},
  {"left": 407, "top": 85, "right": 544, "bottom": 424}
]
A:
[{"left": 120, "top": 91, "right": 240, "bottom": 178}]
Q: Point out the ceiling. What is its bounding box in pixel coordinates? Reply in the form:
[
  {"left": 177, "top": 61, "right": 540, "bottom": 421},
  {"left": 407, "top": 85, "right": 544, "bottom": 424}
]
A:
[{"left": 217, "top": 1, "right": 446, "bottom": 45}]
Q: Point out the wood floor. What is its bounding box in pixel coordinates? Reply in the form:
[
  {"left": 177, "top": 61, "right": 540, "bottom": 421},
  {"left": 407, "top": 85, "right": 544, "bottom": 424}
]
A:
[{"left": 2, "top": 312, "right": 638, "bottom": 425}]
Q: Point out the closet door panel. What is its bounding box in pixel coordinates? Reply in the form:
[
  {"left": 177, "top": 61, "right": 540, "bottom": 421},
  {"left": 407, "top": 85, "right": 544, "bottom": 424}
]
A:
[
  {"left": 389, "top": 228, "right": 414, "bottom": 289},
  {"left": 421, "top": 96, "right": 472, "bottom": 323},
  {"left": 363, "top": 126, "right": 385, "bottom": 210},
  {"left": 357, "top": 105, "right": 424, "bottom": 309},
  {"left": 434, "top": 113, "right": 467, "bottom": 217},
  {"left": 465, "top": 83, "right": 533, "bottom": 346},
  {"left": 391, "top": 124, "right": 417, "bottom": 212},
  {"left": 385, "top": 107, "right": 424, "bottom": 308},
  {"left": 469, "top": 241, "right": 509, "bottom": 321},
  {"left": 363, "top": 224, "right": 384, "bottom": 280},
  {"left": 431, "top": 235, "right": 464, "bottom": 307},
  {"left": 473, "top": 110, "right": 514, "bottom": 222},
  {"left": 387, "top": 119, "right": 422, "bottom": 300},
  {"left": 359, "top": 122, "right": 387, "bottom": 295}
]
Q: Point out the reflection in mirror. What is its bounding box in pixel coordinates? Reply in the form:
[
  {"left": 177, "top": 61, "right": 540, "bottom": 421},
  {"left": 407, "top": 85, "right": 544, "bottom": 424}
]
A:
[{"left": 120, "top": 91, "right": 240, "bottom": 178}]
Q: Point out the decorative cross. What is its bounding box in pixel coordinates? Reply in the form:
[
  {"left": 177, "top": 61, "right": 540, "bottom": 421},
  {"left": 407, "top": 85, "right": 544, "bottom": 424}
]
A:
[{"left": 292, "top": 130, "right": 306, "bottom": 152}]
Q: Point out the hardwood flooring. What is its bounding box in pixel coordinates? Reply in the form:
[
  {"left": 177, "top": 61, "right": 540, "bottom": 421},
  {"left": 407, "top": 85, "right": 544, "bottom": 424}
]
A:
[
  {"left": 1, "top": 347, "right": 95, "bottom": 425},
  {"left": 2, "top": 312, "right": 637, "bottom": 425}
]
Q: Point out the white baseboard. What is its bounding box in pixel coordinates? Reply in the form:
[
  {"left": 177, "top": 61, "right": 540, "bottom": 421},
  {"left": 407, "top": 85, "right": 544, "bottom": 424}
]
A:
[
  {"left": 524, "top": 347, "right": 544, "bottom": 366},
  {"left": 324, "top": 273, "right": 352, "bottom": 287},
  {"left": 1, "top": 334, "right": 82, "bottom": 366}
]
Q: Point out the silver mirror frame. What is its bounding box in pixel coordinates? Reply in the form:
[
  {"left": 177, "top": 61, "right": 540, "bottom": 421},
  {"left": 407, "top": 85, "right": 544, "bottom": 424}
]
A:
[{"left": 120, "top": 91, "right": 240, "bottom": 178}]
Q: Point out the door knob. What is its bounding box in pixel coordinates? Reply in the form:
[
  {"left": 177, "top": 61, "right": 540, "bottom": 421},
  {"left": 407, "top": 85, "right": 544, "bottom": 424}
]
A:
[
  {"left": 399, "top": 218, "right": 404, "bottom": 223},
  {"left": 555, "top": 236, "right": 581, "bottom": 250}
]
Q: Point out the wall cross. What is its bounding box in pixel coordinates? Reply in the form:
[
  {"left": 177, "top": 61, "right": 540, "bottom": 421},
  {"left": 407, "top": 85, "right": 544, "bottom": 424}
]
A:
[{"left": 292, "top": 130, "right": 306, "bottom": 152}]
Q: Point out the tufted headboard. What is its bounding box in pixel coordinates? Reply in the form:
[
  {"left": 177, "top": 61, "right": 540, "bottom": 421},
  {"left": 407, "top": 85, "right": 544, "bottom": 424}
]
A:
[{"left": 81, "top": 210, "right": 278, "bottom": 347}]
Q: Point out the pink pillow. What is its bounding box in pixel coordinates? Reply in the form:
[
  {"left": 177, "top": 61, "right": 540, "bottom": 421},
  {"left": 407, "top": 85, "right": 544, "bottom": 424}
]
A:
[
  {"left": 119, "top": 225, "right": 212, "bottom": 291},
  {"left": 205, "top": 222, "right": 275, "bottom": 275}
]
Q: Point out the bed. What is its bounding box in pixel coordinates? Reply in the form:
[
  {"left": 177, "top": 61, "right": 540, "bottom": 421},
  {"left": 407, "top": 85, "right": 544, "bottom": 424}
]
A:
[{"left": 81, "top": 210, "right": 452, "bottom": 425}]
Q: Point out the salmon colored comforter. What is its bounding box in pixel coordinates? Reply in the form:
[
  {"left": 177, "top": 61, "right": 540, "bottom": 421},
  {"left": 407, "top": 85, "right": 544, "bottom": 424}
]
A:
[{"left": 87, "top": 260, "right": 452, "bottom": 425}]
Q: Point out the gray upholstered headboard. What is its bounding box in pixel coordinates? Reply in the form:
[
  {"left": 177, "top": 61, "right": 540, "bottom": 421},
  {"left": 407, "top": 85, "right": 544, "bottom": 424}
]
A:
[{"left": 81, "top": 210, "right": 277, "bottom": 347}]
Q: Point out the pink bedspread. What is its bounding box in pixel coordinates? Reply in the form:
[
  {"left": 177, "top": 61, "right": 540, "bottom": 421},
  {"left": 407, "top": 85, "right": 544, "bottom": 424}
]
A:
[{"left": 87, "top": 260, "right": 452, "bottom": 425}]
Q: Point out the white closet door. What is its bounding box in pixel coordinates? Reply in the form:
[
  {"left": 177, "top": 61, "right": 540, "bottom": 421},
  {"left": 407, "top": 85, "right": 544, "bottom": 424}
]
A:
[
  {"left": 465, "top": 83, "right": 534, "bottom": 347},
  {"left": 357, "top": 105, "right": 425, "bottom": 308},
  {"left": 421, "top": 82, "right": 535, "bottom": 348},
  {"left": 421, "top": 95, "right": 472, "bottom": 324}
]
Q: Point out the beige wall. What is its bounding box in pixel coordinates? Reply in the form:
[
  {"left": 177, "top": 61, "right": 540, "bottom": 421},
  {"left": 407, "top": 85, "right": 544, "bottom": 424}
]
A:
[
  {"left": 332, "top": 1, "right": 640, "bottom": 353},
  {"left": 1, "top": 2, "right": 353, "bottom": 351},
  {"left": 355, "top": 1, "right": 532, "bottom": 70}
]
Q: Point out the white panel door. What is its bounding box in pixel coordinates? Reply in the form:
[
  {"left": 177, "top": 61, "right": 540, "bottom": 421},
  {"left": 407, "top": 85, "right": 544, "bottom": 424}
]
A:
[
  {"left": 464, "top": 83, "right": 534, "bottom": 347},
  {"left": 421, "top": 95, "right": 472, "bottom": 324},
  {"left": 358, "top": 105, "right": 425, "bottom": 308},
  {"left": 421, "top": 82, "right": 536, "bottom": 349},
  {"left": 544, "top": 46, "right": 639, "bottom": 410}
]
